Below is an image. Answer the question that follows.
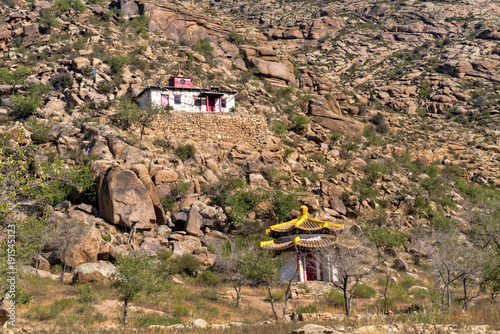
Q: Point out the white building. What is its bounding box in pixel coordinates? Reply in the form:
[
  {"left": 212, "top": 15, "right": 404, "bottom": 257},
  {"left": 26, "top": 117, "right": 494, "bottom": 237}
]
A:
[{"left": 137, "top": 76, "right": 237, "bottom": 112}]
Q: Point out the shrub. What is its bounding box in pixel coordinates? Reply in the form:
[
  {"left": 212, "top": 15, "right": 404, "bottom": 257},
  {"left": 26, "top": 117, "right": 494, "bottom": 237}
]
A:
[
  {"left": 133, "top": 314, "right": 181, "bottom": 327},
  {"left": 10, "top": 94, "right": 41, "bottom": 119},
  {"left": 0, "top": 67, "right": 30, "bottom": 85},
  {"left": 228, "top": 32, "right": 244, "bottom": 44},
  {"left": 161, "top": 197, "right": 175, "bottom": 212},
  {"left": 419, "top": 81, "right": 432, "bottom": 98},
  {"left": 265, "top": 290, "right": 285, "bottom": 302},
  {"left": 26, "top": 119, "right": 52, "bottom": 144},
  {"left": 271, "top": 120, "right": 289, "bottom": 136},
  {"left": 108, "top": 55, "right": 131, "bottom": 73},
  {"left": 296, "top": 305, "right": 319, "bottom": 314},
  {"left": 192, "top": 38, "right": 214, "bottom": 58},
  {"left": 283, "top": 147, "right": 294, "bottom": 160},
  {"left": 290, "top": 114, "right": 310, "bottom": 129},
  {"left": 330, "top": 131, "right": 343, "bottom": 143},
  {"left": 322, "top": 290, "right": 344, "bottom": 307},
  {"left": 197, "top": 271, "right": 221, "bottom": 287},
  {"left": 174, "top": 144, "right": 196, "bottom": 160},
  {"left": 153, "top": 137, "right": 172, "bottom": 152},
  {"left": 169, "top": 254, "right": 201, "bottom": 276},
  {"left": 53, "top": 0, "right": 87, "bottom": 13},
  {"left": 130, "top": 15, "right": 150, "bottom": 35},
  {"left": 370, "top": 113, "right": 389, "bottom": 134},
  {"left": 50, "top": 72, "right": 74, "bottom": 90},
  {"left": 77, "top": 284, "right": 99, "bottom": 304},
  {"left": 353, "top": 284, "right": 376, "bottom": 299},
  {"left": 199, "top": 289, "right": 219, "bottom": 300}
]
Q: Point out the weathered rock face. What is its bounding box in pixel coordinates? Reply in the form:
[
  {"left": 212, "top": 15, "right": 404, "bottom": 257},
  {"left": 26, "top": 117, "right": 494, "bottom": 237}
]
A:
[
  {"left": 72, "top": 261, "right": 117, "bottom": 284},
  {"left": 308, "top": 98, "right": 363, "bottom": 138},
  {"left": 139, "top": 0, "right": 229, "bottom": 44},
  {"left": 290, "top": 324, "right": 343, "bottom": 334},
  {"left": 184, "top": 206, "right": 204, "bottom": 237},
  {"left": 45, "top": 219, "right": 102, "bottom": 269},
  {"left": 97, "top": 166, "right": 157, "bottom": 229}
]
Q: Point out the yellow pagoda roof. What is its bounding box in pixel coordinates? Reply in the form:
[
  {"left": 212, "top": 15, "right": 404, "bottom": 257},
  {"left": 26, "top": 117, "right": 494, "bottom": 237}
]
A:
[
  {"left": 260, "top": 235, "right": 339, "bottom": 251},
  {"left": 266, "top": 206, "right": 344, "bottom": 236}
]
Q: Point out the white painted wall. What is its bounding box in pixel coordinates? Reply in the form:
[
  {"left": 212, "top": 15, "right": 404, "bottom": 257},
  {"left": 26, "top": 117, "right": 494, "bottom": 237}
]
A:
[{"left": 139, "top": 88, "right": 235, "bottom": 112}]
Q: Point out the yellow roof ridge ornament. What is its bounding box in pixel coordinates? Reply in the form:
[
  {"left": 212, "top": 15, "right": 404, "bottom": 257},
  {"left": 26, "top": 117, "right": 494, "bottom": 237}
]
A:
[{"left": 266, "top": 205, "right": 345, "bottom": 235}]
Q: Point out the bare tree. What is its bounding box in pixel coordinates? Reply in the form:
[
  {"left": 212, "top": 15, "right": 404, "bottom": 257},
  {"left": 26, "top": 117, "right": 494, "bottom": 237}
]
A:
[
  {"left": 428, "top": 232, "right": 467, "bottom": 310},
  {"left": 326, "top": 232, "right": 381, "bottom": 317},
  {"left": 50, "top": 218, "right": 89, "bottom": 283},
  {"left": 212, "top": 239, "right": 253, "bottom": 308}
]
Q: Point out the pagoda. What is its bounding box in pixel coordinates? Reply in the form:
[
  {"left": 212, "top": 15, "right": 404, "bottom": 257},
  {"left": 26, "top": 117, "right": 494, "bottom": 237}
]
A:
[{"left": 260, "top": 205, "right": 345, "bottom": 282}]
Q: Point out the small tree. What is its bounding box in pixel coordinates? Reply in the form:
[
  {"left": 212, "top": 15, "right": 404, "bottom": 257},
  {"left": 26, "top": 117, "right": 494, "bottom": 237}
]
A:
[
  {"left": 428, "top": 232, "right": 467, "bottom": 310},
  {"left": 111, "top": 254, "right": 161, "bottom": 326},
  {"left": 213, "top": 239, "right": 252, "bottom": 308},
  {"left": 117, "top": 101, "right": 167, "bottom": 149},
  {"left": 239, "top": 248, "right": 285, "bottom": 320},
  {"left": 51, "top": 218, "right": 89, "bottom": 283},
  {"left": 326, "top": 231, "right": 381, "bottom": 317}
]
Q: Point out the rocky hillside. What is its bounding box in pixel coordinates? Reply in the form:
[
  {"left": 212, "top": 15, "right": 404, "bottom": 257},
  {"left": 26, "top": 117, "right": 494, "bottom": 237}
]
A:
[{"left": 0, "top": 0, "right": 499, "bottom": 331}]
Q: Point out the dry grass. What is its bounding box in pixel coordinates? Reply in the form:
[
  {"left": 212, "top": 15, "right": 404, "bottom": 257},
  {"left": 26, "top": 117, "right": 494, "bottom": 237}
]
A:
[{"left": 17, "top": 272, "right": 500, "bottom": 332}]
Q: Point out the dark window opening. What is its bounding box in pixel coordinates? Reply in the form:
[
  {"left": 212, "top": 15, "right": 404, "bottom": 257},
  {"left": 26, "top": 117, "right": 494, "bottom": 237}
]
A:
[
  {"left": 221, "top": 98, "right": 227, "bottom": 108},
  {"left": 174, "top": 95, "right": 181, "bottom": 104}
]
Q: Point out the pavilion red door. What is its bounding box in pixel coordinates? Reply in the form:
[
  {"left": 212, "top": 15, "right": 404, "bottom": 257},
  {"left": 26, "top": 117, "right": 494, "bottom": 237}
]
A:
[
  {"left": 161, "top": 94, "right": 169, "bottom": 107},
  {"left": 207, "top": 97, "right": 216, "bottom": 112},
  {"left": 306, "top": 254, "right": 321, "bottom": 281}
]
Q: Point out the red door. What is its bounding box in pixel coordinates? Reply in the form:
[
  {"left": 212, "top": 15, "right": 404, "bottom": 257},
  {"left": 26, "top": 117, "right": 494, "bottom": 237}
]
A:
[
  {"left": 161, "top": 94, "right": 169, "bottom": 107},
  {"left": 306, "top": 254, "right": 321, "bottom": 281},
  {"left": 207, "top": 97, "right": 216, "bottom": 112}
]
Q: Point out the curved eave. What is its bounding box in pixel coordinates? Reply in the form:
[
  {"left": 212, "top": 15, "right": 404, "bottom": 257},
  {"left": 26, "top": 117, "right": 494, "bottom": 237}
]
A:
[{"left": 260, "top": 236, "right": 339, "bottom": 252}]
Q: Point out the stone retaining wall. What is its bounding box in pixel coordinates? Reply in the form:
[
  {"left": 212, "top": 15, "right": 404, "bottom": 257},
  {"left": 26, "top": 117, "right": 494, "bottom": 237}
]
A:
[{"left": 153, "top": 112, "right": 270, "bottom": 147}]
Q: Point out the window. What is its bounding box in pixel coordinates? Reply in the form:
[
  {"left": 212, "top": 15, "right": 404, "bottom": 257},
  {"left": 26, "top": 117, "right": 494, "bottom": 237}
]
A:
[
  {"left": 221, "top": 98, "right": 226, "bottom": 108},
  {"left": 194, "top": 97, "right": 201, "bottom": 106},
  {"left": 174, "top": 95, "right": 181, "bottom": 105}
]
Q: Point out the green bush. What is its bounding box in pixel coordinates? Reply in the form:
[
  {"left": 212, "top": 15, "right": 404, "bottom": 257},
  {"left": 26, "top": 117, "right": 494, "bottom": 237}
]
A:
[
  {"left": 228, "top": 32, "right": 244, "bottom": 44},
  {"left": 330, "top": 131, "right": 343, "bottom": 143},
  {"left": 161, "top": 197, "right": 175, "bottom": 212},
  {"left": 290, "top": 114, "right": 310, "bottom": 129},
  {"left": 77, "top": 284, "right": 99, "bottom": 304},
  {"left": 265, "top": 290, "right": 285, "bottom": 302},
  {"left": 10, "top": 94, "right": 41, "bottom": 119},
  {"left": 53, "top": 0, "right": 87, "bottom": 13},
  {"left": 153, "top": 137, "right": 172, "bottom": 152},
  {"left": 370, "top": 113, "right": 389, "bottom": 134},
  {"left": 169, "top": 254, "right": 201, "bottom": 276},
  {"left": 50, "top": 72, "right": 74, "bottom": 90},
  {"left": 322, "top": 290, "right": 344, "bottom": 307},
  {"left": 133, "top": 314, "right": 181, "bottom": 327},
  {"left": 108, "top": 55, "right": 131, "bottom": 73},
  {"left": 26, "top": 119, "right": 52, "bottom": 144},
  {"left": 174, "top": 144, "right": 196, "bottom": 160},
  {"left": 192, "top": 38, "right": 214, "bottom": 58},
  {"left": 271, "top": 120, "right": 289, "bottom": 136},
  {"left": 353, "top": 284, "right": 376, "bottom": 299},
  {"left": 296, "top": 305, "right": 319, "bottom": 314},
  {"left": 130, "top": 15, "right": 150, "bottom": 35},
  {"left": 0, "top": 67, "right": 30, "bottom": 85},
  {"left": 199, "top": 289, "right": 219, "bottom": 300},
  {"left": 196, "top": 271, "right": 221, "bottom": 287}
]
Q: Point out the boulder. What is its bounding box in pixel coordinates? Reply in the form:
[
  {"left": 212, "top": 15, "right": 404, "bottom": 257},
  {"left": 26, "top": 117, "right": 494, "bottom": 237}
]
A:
[
  {"left": 247, "top": 57, "right": 295, "bottom": 85},
  {"left": 184, "top": 206, "right": 203, "bottom": 237},
  {"left": 200, "top": 231, "right": 229, "bottom": 246},
  {"left": 308, "top": 98, "right": 363, "bottom": 138},
  {"left": 22, "top": 24, "right": 40, "bottom": 47},
  {"left": 72, "top": 261, "right": 117, "bottom": 284},
  {"left": 139, "top": 238, "right": 168, "bottom": 255},
  {"left": 31, "top": 254, "right": 50, "bottom": 271},
  {"left": 249, "top": 173, "right": 270, "bottom": 189},
  {"left": 72, "top": 57, "right": 91, "bottom": 72},
  {"left": 153, "top": 170, "right": 178, "bottom": 185},
  {"left": 171, "top": 235, "right": 202, "bottom": 256},
  {"left": 391, "top": 258, "right": 410, "bottom": 272},
  {"left": 290, "top": 324, "right": 342, "bottom": 334},
  {"left": 97, "top": 166, "right": 157, "bottom": 229},
  {"left": 44, "top": 218, "right": 102, "bottom": 268},
  {"left": 190, "top": 319, "right": 209, "bottom": 328},
  {"left": 329, "top": 195, "right": 346, "bottom": 215}
]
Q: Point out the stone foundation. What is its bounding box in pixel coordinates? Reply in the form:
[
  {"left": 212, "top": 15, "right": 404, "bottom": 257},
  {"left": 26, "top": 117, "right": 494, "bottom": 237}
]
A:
[{"left": 153, "top": 112, "right": 270, "bottom": 147}]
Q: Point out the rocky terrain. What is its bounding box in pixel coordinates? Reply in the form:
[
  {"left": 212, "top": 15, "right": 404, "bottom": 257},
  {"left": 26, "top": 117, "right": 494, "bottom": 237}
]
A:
[{"left": 0, "top": 0, "right": 499, "bottom": 332}]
